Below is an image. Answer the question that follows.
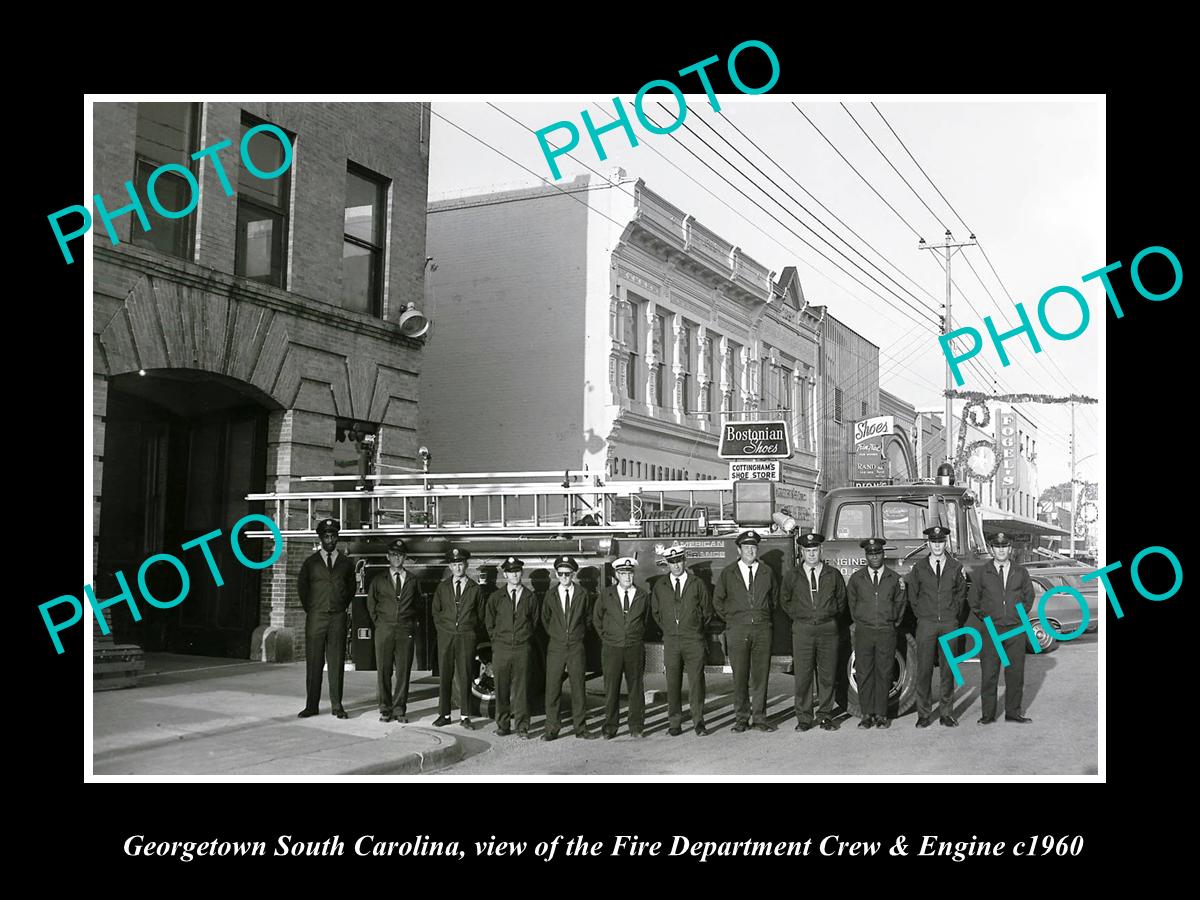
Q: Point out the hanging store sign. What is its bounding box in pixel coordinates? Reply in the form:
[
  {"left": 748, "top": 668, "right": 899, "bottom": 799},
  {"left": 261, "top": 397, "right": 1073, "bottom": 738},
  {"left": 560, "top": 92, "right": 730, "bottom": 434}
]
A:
[
  {"left": 729, "top": 460, "right": 781, "bottom": 481},
  {"left": 718, "top": 420, "right": 793, "bottom": 459},
  {"left": 854, "top": 416, "right": 894, "bottom": 446}
]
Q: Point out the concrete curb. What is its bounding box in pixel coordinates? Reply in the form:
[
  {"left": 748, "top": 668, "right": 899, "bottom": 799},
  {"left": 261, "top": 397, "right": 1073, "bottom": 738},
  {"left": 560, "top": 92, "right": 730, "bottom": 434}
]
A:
[{"left": 342, "top": 730, "right": 464, "bottom": 775}]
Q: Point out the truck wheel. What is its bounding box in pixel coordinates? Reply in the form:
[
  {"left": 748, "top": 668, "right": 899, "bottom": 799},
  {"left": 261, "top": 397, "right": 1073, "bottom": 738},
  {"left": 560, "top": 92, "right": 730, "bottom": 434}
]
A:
[
  {"left": 845, "top": 627, "right": 919, "bottom": 717},
  {"left": 470, "top": 641, "right": 496, "bottom": 717}
]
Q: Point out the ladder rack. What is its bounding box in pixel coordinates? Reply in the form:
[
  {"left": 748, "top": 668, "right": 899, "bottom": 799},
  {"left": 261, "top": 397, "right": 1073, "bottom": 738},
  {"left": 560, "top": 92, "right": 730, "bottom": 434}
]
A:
[{"left": 243, "top": 470, "right": 737, "bottom": 540}]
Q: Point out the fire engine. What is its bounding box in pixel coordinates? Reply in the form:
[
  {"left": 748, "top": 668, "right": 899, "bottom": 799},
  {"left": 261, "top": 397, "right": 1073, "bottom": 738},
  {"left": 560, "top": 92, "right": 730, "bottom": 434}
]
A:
[{"left": 243, "top": 462, "right": 1057, "bottom": 719}]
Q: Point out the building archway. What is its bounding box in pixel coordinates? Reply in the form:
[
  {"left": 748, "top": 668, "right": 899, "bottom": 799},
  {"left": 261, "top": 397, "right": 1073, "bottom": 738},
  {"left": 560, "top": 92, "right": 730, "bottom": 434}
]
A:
[
  {"left": 98, "top": 369, "right": 280, "bottom": 658},
  {"left": 884, "top": 430, "right": 915, "bottom": 482}
]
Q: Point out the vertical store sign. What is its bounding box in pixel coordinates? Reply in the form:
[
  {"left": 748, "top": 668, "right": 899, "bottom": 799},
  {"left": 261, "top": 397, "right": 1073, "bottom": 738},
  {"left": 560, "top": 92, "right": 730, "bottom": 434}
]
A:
[
  {"left": 852, "top": 415, "right": 893, "bottom": 483},
  {"left": 998, "top": 410, "right": 1020, "bottom": 499}
]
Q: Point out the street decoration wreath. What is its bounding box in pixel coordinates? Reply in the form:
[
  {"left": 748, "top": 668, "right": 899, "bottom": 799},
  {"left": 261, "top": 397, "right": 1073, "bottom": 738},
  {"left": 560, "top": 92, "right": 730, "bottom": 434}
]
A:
[
  {"left": 964, "top": 439, "right": 1001, "bottom": 481},
  {"left": 955, "top": 398, "right": 993, "bottom": 474}
]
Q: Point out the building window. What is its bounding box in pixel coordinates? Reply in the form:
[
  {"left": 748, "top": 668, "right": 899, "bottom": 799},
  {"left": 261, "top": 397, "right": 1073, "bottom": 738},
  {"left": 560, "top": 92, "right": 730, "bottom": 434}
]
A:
[
  {"left": 759, "top": 353, "right": 771, "bottom": 411},
  {"left": 626, "top": 299, "right": 640, "bottom": 401},
  {"left": 343, "top": 164, "right": 387, "bottom": 315},
  {"left": 654, "top": 314, "right": 667, "bottom": 407},
  {"left": 704, "top": 337, "right": 715, "bottom": 414},
  {"left": 727, "top": 341, "right": 742, "bottom": 412},
  {"left": 636, "top": 462, "right": 642, "bottom": 478},
  {"left": 235, "top": 113, "right": 293, "bottom": 288},
  {"left": 621, "top": 459, "right": 627, "bottom": 476},
  {"left": 680, "top": 323, "right": 693, "bottom": 413},
  {"left": 132, "top": 102, "right": 200, "bottom": 259},
  {"left": 834, "top": 387, "right": 844, "bottom": 423},
  {"left": 926, "top": 454, "right": 932, "bottom": 477},
  {"left": 862, "top": 400, "right": 868, "bottom": 417}
]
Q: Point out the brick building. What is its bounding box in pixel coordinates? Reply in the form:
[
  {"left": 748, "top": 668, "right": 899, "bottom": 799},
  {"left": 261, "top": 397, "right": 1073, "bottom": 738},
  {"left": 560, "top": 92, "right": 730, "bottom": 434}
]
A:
[
  {"left": 423, "top": 175, "right": 822, "bottom": 527},
  {"left": 816, "top": 312, "right": 880, "bottom": 501},
  {"left": 92, "top": 101, "right": 431, "bottom": 685}
]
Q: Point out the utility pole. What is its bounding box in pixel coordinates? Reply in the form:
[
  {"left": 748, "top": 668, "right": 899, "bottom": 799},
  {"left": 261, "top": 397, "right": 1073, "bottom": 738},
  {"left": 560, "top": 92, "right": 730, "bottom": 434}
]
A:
[
  {"left": 1069, "top": 400, "right": 1077, "bottom": 556},
  {"left": 920, "top": 229, "right": 977, "bottom": 474}
]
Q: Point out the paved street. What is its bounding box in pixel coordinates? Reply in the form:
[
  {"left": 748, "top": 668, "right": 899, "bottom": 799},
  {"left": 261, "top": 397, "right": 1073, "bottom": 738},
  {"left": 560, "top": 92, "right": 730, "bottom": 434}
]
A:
[
  {"left": 93, "top": 636, "right": 1096, "bottom": 777},
  {"left": 435, "top": 636, "right": 1098, "bottom": 777}
]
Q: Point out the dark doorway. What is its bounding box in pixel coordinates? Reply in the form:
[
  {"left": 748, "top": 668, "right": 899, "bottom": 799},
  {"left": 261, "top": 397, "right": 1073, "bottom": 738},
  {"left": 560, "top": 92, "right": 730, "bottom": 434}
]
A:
[{"left": 98, "top": 371, "right": 272, "bottom": 658}]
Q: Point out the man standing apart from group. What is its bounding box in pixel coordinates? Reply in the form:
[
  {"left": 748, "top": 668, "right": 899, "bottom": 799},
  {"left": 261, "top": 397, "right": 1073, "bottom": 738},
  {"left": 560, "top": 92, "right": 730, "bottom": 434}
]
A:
[
  {"left": 367, "top": 539, "right": 419, "bottom": 723},
  {"left": 594, "top": 556, "right": 650, "bottom": 739},
  {"left": 906, "top": 525, "right": 968, "bottom": 728},
  {"left": 431, "top": 547, "right": 482, "bottom": 730},
  {"left": 297, "top": 518, "right": 356, "bottom": 719},
  {"left": 485, "top": 556, "right": 539, "bottom": 738},
  {"left": 782, "top": 529, "right": 846, "bottom": 732},
  {"left": 969, "top": 531, "right": 1035, "bottom": 725},
  {"left": 542, "top": 556, "right": 598, "bottom": 740},
  {"left": 846, "top": 537, "right": 906, "bottom": 729},
  {"left": 650, "top": 544, "right": 712, "bottom": 736},
  {"left": 713, "top": 530, "right": 777, "bottom": 733}
]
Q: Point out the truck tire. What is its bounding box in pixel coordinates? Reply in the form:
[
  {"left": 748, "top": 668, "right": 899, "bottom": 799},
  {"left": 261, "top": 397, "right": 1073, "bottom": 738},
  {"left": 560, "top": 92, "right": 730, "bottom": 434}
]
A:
[
  {"left": 845, "top": 625, "right": 919, "bottom": 718},
  {"left": 470, "top": 640, "right": 496, "bottom": 718},
  {"left": 1029, "top": 579, "right": 1060, "bottom": 653},
  {"left": 1031, "top": 619, "right": 1059, "bottom": 654}
]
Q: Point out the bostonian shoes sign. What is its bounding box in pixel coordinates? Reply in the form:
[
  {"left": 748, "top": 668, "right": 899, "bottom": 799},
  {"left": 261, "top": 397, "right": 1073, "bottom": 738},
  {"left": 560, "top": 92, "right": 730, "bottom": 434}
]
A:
[{"left": 718, "top": 420, "right": 793, "bottom": 459}]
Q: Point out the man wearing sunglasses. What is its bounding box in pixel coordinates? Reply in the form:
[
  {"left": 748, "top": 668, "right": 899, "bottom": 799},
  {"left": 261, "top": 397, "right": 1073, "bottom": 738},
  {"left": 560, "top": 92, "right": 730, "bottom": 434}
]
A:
[{"left": 541, "top": 556, "right": 598, "bottom": 741}]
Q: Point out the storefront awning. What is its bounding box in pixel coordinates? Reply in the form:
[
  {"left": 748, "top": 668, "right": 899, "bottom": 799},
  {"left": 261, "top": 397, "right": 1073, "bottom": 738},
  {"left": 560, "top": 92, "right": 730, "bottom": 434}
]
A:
[{"left": 978, "top": 506, "right": 1069, "bottom": 538}]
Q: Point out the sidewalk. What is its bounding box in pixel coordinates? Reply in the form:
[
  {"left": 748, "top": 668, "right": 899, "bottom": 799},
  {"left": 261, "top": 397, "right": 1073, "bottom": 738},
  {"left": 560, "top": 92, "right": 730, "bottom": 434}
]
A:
[{"left": 92, "top": 654, "right": 465, "bottom": 776}]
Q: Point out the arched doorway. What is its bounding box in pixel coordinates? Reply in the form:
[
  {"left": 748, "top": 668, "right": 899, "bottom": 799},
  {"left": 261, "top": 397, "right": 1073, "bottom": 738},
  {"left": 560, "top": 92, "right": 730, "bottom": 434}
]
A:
[{"left": 98, "top": 369, "right": 277, "bottom": 658}]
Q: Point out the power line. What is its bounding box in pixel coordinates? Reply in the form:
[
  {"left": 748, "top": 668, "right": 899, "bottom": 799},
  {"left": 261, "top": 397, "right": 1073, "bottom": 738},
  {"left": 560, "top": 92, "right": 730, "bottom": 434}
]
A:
[
  {"left": 583, "top": 101, "right": 936, "bottom": 343},
  {"left": 871, "top": 102, "right": 973, "bottom": 235},
  {"left": 862, "top": 103, "right": 1083, "bottom": 398},
  {"left": 637, "top": 104, "right": 943, "bottom": 333},
  {"left": 677, "top": 102, "right": 943, "bottom": 323},
  {"left": 841, "top": 102, "right": 949, "bottom": 233},
  {"left": 714, "top": 109, "right": 946, "bottom": 309},
  {"left": 428, "top": 108, "right": 630, "bottom": 231},
  {"left": 792, "top": 103, "right": 926, "bottom": 241}
]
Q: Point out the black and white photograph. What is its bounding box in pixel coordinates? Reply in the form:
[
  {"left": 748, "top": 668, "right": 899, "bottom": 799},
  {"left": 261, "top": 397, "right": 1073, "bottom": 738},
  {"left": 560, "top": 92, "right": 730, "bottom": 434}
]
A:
[{"left": 72, "top": 92, "right": 1115, "bottom": 781}]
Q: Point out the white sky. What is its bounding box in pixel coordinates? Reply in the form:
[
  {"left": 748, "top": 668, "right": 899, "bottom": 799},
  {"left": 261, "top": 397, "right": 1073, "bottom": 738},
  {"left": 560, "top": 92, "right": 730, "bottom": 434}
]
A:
[{"left": 427, "top": 97, "right": 1103, "bottom": 490}]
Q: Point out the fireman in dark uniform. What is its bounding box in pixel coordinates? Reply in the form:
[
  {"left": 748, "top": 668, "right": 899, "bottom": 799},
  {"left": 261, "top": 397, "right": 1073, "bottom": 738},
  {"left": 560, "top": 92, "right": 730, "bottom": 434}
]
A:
[
  {"left": 650, "top": 543, "right": 713, "bottom": 736},
  {"left": 296, "top": 517, "right": 356, "bottom": 719},
  {"left": 541, "top": 555, "right": 598, "bottom": 741},
  {"left": 484, "top": 556, "right": 539, "bottom": 738},
  {"left": 594, "top": 556, "right": 650, "bottom": 739},
  {"left": 431, "top": 547, "right": 483, "bottom": 729},
  {"left": 713, "top": 530, "right": 777, "bottom": 733},
  {"left": 969, "top": 531, "right": 1036, "bottom": 725},
  {"left": 782, "top": 528, "right": 847, "bottom": 731},
  {"left": 366, "top": 538, "right": 419, "bottom": 722},
  {"left": 846, "top": 537, "right": 907, "bottom": 729},
  {"left": 905, "top": 524, "right": 969, "bottom": 728}
]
